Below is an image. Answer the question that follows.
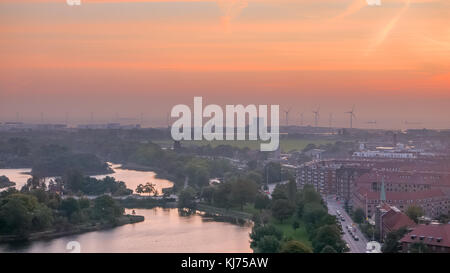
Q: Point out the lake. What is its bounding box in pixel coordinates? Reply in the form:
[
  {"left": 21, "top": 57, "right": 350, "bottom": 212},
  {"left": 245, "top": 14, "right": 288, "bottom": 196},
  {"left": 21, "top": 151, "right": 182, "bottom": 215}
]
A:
[
  {"left": 0, "top": 208, "right": 252, "bottom": 253},
  {"left": 0, "top": 166, "right": 253, "bottom": 253},
  {"left": 0, "top": 163, "right": 173, "bottom": 195}
]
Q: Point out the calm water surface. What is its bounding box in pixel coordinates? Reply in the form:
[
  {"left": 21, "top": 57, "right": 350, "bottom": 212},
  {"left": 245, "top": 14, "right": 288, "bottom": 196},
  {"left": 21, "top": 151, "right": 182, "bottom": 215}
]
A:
[
  {"left": 0, "top": 208, "right": 252, "bottom": 253},
  {"left": 0, "top": 163, "right": 173, "bottom": 195},
  {"left": 0, "top": 166, "right": 252, "bottom": 253}
]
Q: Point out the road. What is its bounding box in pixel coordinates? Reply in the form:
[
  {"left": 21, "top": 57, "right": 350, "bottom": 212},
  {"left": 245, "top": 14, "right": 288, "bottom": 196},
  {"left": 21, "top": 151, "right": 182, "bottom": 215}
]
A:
[{"left": 326, "top": 196, "right": 369, "bottom": 253}]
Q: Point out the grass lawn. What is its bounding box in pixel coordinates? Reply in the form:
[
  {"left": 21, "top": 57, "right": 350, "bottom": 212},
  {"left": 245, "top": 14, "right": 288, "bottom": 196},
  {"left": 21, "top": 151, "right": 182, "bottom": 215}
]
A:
[
  {"left": 271, "top": 216, "right": 312, "bottom": 248},
  {"left": 154, "top": 139, "right": 334, "bottom": 153}
]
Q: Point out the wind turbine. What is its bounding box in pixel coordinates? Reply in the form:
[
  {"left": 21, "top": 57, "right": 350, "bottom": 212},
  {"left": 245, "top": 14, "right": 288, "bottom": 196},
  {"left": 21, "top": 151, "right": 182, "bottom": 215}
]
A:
[
  {"left": 282, "top": 107, "right": 292, "bottom": 127},
  {"left": 345, "top": 105, "right": 356, "bottom": 129},
  {"left": 312, "top": 107, "right": 320, "bottom": 127},
  {"left": 299, "top": 112, "right": 304, "bottom": 126}
]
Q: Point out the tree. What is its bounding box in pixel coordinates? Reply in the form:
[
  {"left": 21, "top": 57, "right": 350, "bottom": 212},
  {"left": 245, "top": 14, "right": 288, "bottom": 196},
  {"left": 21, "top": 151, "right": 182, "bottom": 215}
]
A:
[
  {"left": 406, "top": 206, "right": 424, "bottom": 224},
  {"left": 0, "top": 195, "right": 33, "bottom": 235},
  {"left": 257, "top": 235, "right": 280, "bottom": 253},
  {"left": 271, "top": 199, "right": 295, "bottom": 223},
  {"left": 231, "top": 179, "right": 258, "bottom": 210},
  {"left": 250, "top": 224, "right": 282, "bottom": 250},
  {"left": 60, "top": 198, "right": 80, "bottom": 218},
  {"left": 213, "top": 182, "right": 233, "bottom": 209},
  {"left": 287, "top": 179, "right": 297, "bottom": 204},
  {"left": 320, "top": 245, "right": 337, "bottom": 253},
  {"left": 64, "top": 169, "right": 85, "bottom": 193},
  {"left": 382, "top": 227, "right": 408, "bottom": 253},
  {"left": 200, "top": 186, "right": 215, "bottom": 204},
  {"left": 0, "top": 176, "right": 15, "bottom": 189},
  {"left": 254, "top": 193, "right": 271, "bottom": 211},
  {"left": 312, "top": 225, "right": 345, "bottom": 253},
  {"left": 0, "top": 193, "right": 53, "bottom": 235},
  {"left": 301, "top": 185, "right": 322, "bottom": 204},
  {"left": 271, "top": 184, "right": 288, "bottom": 201},
  {"left": 178, "top": 187, "right": 197, "bottom": 209},
  {"left": 353, "top": 208, "right": 365, "bottom": 224},
  {"left": 280, "top": 240, "right": 313, "bottom": 253},
  {"left": 92, "top": 195, "right": 124, "bottom": 223}
]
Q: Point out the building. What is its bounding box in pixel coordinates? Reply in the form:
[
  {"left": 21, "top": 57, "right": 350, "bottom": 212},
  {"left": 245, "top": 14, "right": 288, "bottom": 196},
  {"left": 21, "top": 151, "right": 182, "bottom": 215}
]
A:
[
  {"left": 296, "top": 160, "right": 339, "bottom": 195},
  {"left": 354, "top": 186, "right": 450, "bottom": 219},
  {"left": 400, "top": 224, "right": 450, "bottom": 253},
  {"left": 375, "top": 203, "right": 416, "bottom": 241}
]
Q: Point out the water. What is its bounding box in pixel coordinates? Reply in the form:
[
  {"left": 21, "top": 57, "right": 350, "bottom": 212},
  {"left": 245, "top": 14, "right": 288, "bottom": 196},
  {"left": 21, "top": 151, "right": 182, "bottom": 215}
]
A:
[
  {"left": 0, "top": 168, "right": 31, "bottom": 190},
  {"left": 93, "top": 164, "right": 173, "bottom": 195},
  {"left": 0, "top": 167, "right": 252, "bottom": 253},
  {"left": 0, "top": 208, "right": 252, "bottom": 253},
  {"left": 0, "top": 163, "right": 173, "bottom": 195}
]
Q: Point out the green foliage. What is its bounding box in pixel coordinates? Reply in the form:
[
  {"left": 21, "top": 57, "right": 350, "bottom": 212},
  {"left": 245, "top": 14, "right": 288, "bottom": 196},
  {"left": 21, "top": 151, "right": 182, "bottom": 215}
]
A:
[
  {"left": 271, "top": 184, "right": 288, "bottom": 201},
  {"left": 320, "top": 245, "right": 338, "bottom": 253},
  {"left": 178, "top": 187, "right": 197, "bottom": 209},
  {"left": 32, "top": 145, "right": 109, "bottom": 177},
  {"left": 250, "top": 224, "right": 283, "bottom": 251},
  {"left": 406, "top": 206, "right": 424, "bottom": 224},
  {"left": 231, "top": 179, "right": 258, "bottom": 210},
  {"left": 271, "top": 199, "right": 295, "bottom": 223},
  {"left": 0, "top": 175, "right": 15, "bottom": 189},
  {"left": 353, "top": 208, "right": 365, "bottom": 224},
  {"left": 60, "top": 198, "right": 80, "bottom": 218},
  {"left": 136, "top": 182, "right": 158, "bottom": 196},
  {"left": 254, "top": 194, "right": 271, "bottom": 211},
  {"left": 0, "top": 193, "right": 53, "bottom": 235},
  {"left": 63, "top": 170, "right": 132, "bottom": 196},
  {"left": 312, "top": 225, "right": 345, "bottom": 253},
  {"left": 257, "top": 235, "right": 281, "bottom": 253},
  {"left": 92, "top": 195, "right": 124, "bottom": 223},
  {"left": 280, "top": 240, "right": 313, "bottom": 253},
  {"left": 382, "top": 227, "right": 409, "bottom": 253}
]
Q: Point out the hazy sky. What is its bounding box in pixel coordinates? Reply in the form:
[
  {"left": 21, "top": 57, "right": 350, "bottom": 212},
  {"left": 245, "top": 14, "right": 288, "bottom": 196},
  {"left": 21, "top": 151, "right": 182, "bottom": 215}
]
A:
[{"left": 0, "top": 0, "right": 449, "bottom": 129}]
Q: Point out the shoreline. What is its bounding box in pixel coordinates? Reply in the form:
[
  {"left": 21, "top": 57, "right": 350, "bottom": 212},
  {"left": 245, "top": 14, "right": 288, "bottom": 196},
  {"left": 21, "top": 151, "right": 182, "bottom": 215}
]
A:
[{"left": 0, "top": 214, "right": 144, "bottom": 245}]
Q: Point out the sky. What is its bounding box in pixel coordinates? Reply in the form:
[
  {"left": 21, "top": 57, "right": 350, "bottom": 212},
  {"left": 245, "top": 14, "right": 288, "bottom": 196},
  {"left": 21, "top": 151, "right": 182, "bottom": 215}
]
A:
[{"left": 0, "top": 0, "right": 449, "bottom": 129}]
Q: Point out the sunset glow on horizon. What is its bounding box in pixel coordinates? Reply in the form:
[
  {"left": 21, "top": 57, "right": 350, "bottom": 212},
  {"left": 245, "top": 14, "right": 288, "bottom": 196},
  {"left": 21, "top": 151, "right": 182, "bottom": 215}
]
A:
[{"left": 1, "top": 0, "right": 449, "bottom": 128}]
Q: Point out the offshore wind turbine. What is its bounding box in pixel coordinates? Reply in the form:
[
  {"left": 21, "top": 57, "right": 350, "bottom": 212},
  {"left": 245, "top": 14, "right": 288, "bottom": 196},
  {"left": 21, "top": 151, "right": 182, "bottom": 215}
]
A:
[
  {"left": 312, "top": 107, "right": 320, "bottom": 127},
  {"left": 299, "top": 112, "right": 304, "bottom": 126},
  {"left": 345, "top": 105, "right": 356, "bottom": 129}
]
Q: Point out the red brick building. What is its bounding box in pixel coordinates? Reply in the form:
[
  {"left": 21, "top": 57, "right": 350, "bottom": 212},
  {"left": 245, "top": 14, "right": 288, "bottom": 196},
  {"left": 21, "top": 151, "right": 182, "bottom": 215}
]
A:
[{"left": 400, "top": 224, "right": 450, "bottom": 253}]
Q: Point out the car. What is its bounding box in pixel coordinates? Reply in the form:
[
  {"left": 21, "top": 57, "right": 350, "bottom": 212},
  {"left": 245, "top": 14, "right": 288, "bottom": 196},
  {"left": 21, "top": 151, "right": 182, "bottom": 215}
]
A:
[
  {"left": 354, "top": 236, "right": 359, "bottom": 241},
  {"left": 341, "top": 217, "right": 345, "bottom": 221}
]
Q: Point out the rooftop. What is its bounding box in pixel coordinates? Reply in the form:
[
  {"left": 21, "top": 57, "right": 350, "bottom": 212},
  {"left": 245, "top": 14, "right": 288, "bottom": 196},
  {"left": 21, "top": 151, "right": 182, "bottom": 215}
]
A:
[{"left": 400, "top": 224, "right": 450, "bottom": 248}]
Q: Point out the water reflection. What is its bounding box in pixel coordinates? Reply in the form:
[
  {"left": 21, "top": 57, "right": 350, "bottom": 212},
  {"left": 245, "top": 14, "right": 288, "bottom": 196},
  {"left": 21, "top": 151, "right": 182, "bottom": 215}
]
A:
[
  {"left": 0, "top": 163, "right": 173, "bottom": 195},
  {"left": 0, "top": 208, "right": 252, "bottom": 253}
]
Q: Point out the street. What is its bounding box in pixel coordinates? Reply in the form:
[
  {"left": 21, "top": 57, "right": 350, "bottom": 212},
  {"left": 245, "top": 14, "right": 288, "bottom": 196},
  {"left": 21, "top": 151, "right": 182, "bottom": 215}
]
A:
[{"left": 326, "top": 196, "right": 369, "bottom": 253}]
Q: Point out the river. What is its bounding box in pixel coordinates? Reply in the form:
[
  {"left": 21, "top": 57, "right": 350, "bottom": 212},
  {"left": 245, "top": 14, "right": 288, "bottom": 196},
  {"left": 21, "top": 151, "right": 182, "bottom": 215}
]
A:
[{"left": 0, "top": 166, "right": 253, "bottom": 253}]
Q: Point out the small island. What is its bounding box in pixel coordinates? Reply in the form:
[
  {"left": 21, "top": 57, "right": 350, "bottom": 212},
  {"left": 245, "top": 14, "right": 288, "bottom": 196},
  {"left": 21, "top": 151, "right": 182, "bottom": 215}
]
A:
[{"left": 0, "top": 176, "right": 15, "bottom": 189}]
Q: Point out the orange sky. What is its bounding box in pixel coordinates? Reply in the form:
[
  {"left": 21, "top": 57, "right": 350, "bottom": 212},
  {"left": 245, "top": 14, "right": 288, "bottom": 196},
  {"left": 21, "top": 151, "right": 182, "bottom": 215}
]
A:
[{"left": 0, "top": 0, "right": 449, "bottom": 128}]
